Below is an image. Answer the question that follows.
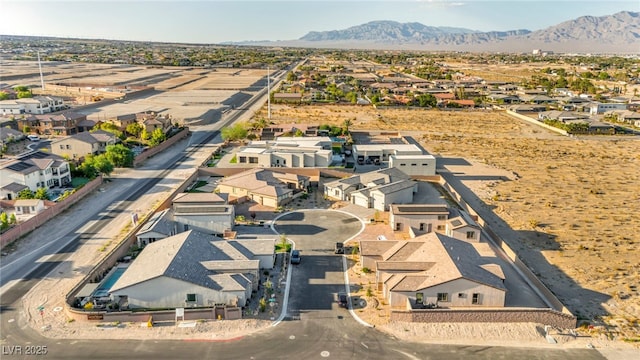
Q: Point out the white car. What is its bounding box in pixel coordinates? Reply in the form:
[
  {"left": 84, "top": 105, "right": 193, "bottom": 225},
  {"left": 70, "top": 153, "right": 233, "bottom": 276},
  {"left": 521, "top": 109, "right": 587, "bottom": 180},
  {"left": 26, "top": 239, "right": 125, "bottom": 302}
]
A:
[{"left": 27, "top": 135, "right": 41, "bottom": 142}]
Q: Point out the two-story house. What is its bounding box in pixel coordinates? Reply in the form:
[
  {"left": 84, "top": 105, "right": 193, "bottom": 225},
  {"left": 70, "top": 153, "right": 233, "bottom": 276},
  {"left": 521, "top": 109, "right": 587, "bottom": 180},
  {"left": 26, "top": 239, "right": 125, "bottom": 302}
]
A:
[
  {"left": 51, "top": 130, "right": 117, "bottom": 160},
  {"left": 0, "top": 151, "right": 71, "bottom": 199}
]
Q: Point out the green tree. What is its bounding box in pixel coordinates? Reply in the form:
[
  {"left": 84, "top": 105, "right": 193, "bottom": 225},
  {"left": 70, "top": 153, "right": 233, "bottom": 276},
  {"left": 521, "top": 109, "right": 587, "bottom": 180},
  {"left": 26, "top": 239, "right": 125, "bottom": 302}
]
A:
[
  {"left": 17, "top": 91, "right": 32, "bottom": 99},
  {"left": 342, "top": 118, "right": 353, "bottom": 135},
  {"left": 95, "top": 122, "right": 123, "bottom": 139},
  {"left": 105, "top": 144, "right": 134, "bottom": 167},
  {"left": 92, "top": 154, "right": 114, "bottom": 176},
  {"left": 17, "top": 189, "right": 35, "bottom": 199},
  {"left": 22, "top": 125, "right": 31, "bottom": 134},
  {"left": 140, "top": 128, "right": 150, "bottom": 141},
  {"left": 9, "top": 213, "right": 16, "bottom": 225},
  {"left": 221, "top": 123, "right": 248, "bottom": 142},
  {"left": 149, "top": 128, "right": 166, "bottom": 146},
  {"left": 34, "top": 187, "right": 50, "bottom": 200},
  {"left": 0, "top": 91, "right": 9, "bottom": 100},
  {"left": 0, "top": 212, "right": 8, "bottom": 230},
  {"left": 126, "top": 122, "right": 143, "bottom": 138},
  {"left": 78, "top": 155, "right": 98, "bottom": 178},
  {"left": 416, "top": 93, "right": 437, "bottom": 107}
]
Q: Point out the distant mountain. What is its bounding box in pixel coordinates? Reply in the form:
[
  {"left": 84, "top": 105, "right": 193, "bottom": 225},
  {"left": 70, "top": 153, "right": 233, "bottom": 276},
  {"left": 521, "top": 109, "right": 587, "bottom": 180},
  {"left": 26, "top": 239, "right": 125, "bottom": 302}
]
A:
[
  {"left": 284, "top": 11, "right": 640, "bottom": 53},
  {"left": 300, "top": 21, "right": 482, "bottom": 42}
]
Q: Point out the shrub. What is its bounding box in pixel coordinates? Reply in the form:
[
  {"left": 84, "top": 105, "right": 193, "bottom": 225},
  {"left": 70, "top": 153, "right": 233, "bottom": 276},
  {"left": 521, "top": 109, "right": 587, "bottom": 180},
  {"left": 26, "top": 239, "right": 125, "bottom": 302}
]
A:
[
  {"left": 259, "top": 297, "right": 267, "bottom": 312},
  {"left": 362, "top": 267, "right": 372, "bottom": 274}
]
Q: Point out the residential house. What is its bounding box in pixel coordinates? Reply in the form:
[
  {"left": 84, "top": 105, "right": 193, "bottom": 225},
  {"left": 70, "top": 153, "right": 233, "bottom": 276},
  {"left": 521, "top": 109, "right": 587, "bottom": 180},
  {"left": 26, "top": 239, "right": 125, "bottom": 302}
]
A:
[
  {"left": 17, "top": 112, "right": 86, "bottom": 136},
  {"left": 0, "top": 96, "right": 65, "bottom": 115},
  {"left": 50, "top": 130, "right": 117, "bottom": 160},
  {"left": 389, "top": 155, "right": 436, "bottom": 176},
  {"left": 172, "top": 192, "right": 235, "bottom": 236},
  {"left": 359, "top": 232, "right": 506, "bottom": 309},
  {"left": 216, "top": 168, "right": 309, "bottom": 208},
  {"left": 234, "top": 138, "right": 333, "bottom": 168},
  {"left": 109, "top": 230, "right": 275, "bottom": 309},
  {"left": 352, "top": 143, "right": 423, "bottom": 164},
  {"left": 0, "top": 151, "right": 71, "bottom": 197},
  {"left": 325, "top": 167, "right": 416, "bottom": 211},
  {"left": 589, "top": 102, "right": 627, "bottom": 115},
  {"left": 136, "top": 111, "right": 172, "bottom": 135},
  {"left": 0, "top": 127, "right": 25, "bottom": 146},
  {"left": 389, "top": 204, "right": 450, "bottom": 234},
  {"left": 135, "top": 208, "right": 176, "bottom": 247}
]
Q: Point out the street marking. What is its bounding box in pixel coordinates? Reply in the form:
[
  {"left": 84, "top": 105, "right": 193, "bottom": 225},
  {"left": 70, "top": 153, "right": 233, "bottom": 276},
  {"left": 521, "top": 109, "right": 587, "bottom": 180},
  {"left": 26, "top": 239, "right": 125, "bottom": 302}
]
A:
[
  {"left": 361, "top": 342, "right": 368, "bottom": 349},
  {"left": 320, "top": 351, "right": 330, "bottom": 357}
]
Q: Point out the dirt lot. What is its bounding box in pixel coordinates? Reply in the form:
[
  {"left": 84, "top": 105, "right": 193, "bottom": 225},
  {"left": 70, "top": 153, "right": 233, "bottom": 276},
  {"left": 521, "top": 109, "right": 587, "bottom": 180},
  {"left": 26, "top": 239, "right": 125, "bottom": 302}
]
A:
[{"left": 256, "top": 104, "right": 640, "bottom": 342}]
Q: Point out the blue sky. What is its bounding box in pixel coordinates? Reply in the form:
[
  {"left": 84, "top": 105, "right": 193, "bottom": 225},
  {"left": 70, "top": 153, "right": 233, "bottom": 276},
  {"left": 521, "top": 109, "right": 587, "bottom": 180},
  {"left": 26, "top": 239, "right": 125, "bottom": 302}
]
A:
[{"left": 0, "top": 1, "right": 637, "bottom": 44}]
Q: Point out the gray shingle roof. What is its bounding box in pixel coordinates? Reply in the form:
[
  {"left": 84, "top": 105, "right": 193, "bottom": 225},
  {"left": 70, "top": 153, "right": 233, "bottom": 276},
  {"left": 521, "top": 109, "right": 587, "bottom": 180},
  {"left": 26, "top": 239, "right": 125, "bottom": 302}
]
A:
[{"left": 110, "top": 230, "right": 273, "bottom": 294}]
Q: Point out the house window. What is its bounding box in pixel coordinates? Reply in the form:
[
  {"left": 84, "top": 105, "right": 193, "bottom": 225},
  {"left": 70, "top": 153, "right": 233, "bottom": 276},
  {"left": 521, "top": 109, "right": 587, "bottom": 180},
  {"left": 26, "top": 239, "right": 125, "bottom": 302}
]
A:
[
  {"left": 239, "top": 156, "right": 246, "bottom": 163},
  {"left": 416, "top": 293, "right": 424, "bottom": 304},
  {"left": 186, "top": 293, "right": 196, "bottom": 302},
  {"left": 458, "top": 293, "right": 466, "bottom": 299},
  {"left": 334, "top": 189, "right": 339, "bottom": 196},
  {"left": 411, "top": 163, "right": 417, "bottom": 166},
  {"left": 400, "top": 163, "right": 406, "bottom": 166},
  {"left": 249, "top": 157, "right": 258, "bottom": 164},
  {"left": 438, "top": 215, "right": 447, "bottom": 221},
  {"left": 436, "top": 225, "right": 445, "bottom": 231},
  {"left": 422, "top": 163, "right": 429, "bottom": 166},
  {"left": 419, "top": 223, "right": 425, "bottom": 231},
  {"left": 437, "top": 293, "right": 449, "bottom": 302},
  {"left": 466, "top": 231, "right": 475, "bottom": 239},
  {"left": 395, "top": 223, "right": 401, "bottom": 231},
  {"left": 472, "top": 293, "right": 481, "bottom": 305},
  {"left": 60, "top": 145, "right": 64, "bottom": 149}
]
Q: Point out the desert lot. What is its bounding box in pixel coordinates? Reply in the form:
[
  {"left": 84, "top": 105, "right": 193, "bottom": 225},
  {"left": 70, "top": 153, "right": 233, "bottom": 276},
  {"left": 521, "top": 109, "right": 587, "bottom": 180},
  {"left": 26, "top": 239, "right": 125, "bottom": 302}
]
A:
[{"left": 256, "top": 104, "right": 640, "bottom": 340}]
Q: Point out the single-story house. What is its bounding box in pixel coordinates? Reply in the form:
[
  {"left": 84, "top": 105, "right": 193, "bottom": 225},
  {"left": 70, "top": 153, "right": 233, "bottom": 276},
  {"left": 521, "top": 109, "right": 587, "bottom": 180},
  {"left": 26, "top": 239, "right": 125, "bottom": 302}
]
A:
[
  {"left": 109, "top": 230, "right": 275, "bottom": 309},
  {"left": 216, "top": 168, "right": 309, "bottom": 208},
  {"left": 359, "top": 232, "right": 506, "bottom": 309},
  {"left": 324, "top": 167, "right": 410, "bottom": 202}
]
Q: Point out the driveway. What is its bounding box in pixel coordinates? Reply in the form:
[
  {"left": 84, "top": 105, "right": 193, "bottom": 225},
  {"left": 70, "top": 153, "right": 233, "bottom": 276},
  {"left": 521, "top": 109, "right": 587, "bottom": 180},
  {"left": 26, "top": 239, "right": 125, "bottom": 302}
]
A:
[{"left": 273, "top": 210, "right": 363, "bottom": 320}]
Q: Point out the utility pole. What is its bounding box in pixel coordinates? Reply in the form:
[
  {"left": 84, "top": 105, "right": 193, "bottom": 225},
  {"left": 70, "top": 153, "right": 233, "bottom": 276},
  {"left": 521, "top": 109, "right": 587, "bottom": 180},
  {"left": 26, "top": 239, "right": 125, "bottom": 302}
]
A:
[
  {"left": 37, "top": 51, "right": 45, "bottom": 91},
  {"left": 267, "top": 66, "right": 271, "bottom": 120}
]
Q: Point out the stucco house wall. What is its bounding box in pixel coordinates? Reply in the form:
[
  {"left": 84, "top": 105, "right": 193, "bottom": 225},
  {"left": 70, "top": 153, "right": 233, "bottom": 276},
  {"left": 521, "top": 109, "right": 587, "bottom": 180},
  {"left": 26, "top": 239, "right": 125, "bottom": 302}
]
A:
[
  {"left": 387, "top": 278, "right": 506, "bottom": 308},
  {"left": 110, "top": 276, "right": 250, "bottom": 308}
]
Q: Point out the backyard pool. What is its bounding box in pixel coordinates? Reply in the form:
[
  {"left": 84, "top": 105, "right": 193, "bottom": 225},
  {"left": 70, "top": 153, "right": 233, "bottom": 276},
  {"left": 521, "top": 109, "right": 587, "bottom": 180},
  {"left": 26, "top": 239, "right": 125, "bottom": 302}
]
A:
[{"left": 92, "top": 267, "right": 127, "bottom": 298}]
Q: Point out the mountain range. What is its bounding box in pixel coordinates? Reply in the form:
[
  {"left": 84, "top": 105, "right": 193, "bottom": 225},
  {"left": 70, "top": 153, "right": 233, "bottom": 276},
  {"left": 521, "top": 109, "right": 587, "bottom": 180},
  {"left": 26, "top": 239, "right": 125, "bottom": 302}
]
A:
[{"left": 248, "top": 11, "right": 639, "bottom": 54}]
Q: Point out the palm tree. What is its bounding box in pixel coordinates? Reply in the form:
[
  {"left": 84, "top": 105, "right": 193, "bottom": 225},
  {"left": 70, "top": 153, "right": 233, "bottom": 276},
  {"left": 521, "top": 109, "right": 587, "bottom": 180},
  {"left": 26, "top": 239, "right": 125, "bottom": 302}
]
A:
[{"left": 342, "top": 118, "right": 353, "bottom": 135}]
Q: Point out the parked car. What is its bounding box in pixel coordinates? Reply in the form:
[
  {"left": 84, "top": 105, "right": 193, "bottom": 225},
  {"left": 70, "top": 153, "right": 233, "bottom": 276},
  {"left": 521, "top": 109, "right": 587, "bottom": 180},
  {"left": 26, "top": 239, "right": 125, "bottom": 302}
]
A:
[
  {"left": 337, "top": 292, "right": 348, "bottom": 308},
  {"left": 27, "top": 135, "right": 41, "bottom": 142},
  {"left": 290, "top": 250, "right": 301, "bottom": 264}
]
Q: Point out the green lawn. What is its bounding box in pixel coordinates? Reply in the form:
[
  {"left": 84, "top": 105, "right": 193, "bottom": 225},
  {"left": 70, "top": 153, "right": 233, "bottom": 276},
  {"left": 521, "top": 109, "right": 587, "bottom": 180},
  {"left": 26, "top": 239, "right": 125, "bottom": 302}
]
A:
[{"left": 72, "top": 177, "right": 90, "bottom": 187}]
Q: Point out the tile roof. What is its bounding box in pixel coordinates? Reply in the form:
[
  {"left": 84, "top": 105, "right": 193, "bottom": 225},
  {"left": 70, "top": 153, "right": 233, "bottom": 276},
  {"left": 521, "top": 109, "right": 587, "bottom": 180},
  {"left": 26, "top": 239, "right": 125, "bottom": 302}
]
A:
[{"left": 361, "top": 232, "right": 505, "bottom": 293}]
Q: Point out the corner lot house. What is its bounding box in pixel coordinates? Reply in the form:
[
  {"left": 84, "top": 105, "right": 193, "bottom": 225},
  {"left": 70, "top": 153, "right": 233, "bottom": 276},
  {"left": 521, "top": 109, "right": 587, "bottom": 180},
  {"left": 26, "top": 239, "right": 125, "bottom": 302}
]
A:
[
  {"left": 389, "top": 154, "right": 436, "bottom": 176},
  {"left": 390, "top": 204, "right": 449, "bottom": 234},
  {"left": 359, "top": 232, "right": 506, "bottom": 309},
  {"left": 110, "top": 230, "right": 275, "bottom": 309}
]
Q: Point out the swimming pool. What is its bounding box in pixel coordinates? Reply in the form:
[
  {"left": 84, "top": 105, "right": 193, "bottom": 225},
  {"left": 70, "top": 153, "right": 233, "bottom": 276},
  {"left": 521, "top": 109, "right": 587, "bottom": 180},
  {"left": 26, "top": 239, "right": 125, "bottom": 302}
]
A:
[{"left": 93, "top": 267, "right": 127, "bottom": 298}]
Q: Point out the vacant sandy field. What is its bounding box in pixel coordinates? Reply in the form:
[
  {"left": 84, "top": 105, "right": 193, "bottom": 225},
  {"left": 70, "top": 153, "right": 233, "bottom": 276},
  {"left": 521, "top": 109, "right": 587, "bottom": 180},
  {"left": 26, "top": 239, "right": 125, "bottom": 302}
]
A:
[{"left": 254, "top": 104, "right": 640, "bottom": 341}]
